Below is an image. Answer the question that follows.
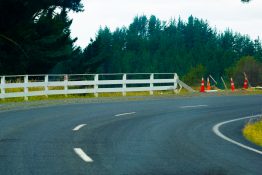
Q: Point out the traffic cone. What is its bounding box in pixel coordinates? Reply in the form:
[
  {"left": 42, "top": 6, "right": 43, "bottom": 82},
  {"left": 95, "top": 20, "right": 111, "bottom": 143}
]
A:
[
  {"left": 243, "top": 77, "right": 248, "bottom": 89},
  {"left": 207, "top": 77, "right": 211, "bottom": 90},
  {"left": 200, "top": 77, "right": 205, "bottom": 92},
  {"left": 230, "top": 78, "right": 235, "bottom": 92}
]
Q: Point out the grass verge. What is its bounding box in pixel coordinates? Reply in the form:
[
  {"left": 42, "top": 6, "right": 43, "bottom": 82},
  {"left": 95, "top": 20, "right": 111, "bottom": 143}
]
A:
[
  {"left": 0, "top": 89, "right": 188, "bottom": 104},
  {"left": 0, "top": 87, "right": 261, "bottom": 104},
  {"left": 243, "top": 118, "right": 262, "bottom": 147}
]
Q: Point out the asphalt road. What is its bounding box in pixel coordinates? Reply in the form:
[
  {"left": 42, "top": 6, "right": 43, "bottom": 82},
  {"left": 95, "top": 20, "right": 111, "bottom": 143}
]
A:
[{"left": 0, "top": 95, "right": 261, "bottom": 175}]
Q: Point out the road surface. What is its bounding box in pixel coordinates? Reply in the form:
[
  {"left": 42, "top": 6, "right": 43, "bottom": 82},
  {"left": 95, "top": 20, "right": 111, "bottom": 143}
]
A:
[{"left": 0, "top": 95, "right": 261, "bottom": 174}]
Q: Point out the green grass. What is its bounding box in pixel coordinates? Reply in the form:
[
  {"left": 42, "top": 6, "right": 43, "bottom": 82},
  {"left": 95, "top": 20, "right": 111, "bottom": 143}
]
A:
[
  {"left": 243, "top": 119, "right": 262, "bottom": 147},
  {"left": 0, "top": 87, "right": 186, "bottom": 104},
  {"left": 0, "top": 85, "right": 261, "bottom": 104},
  {"left": 29, "top": 87, "right": 45, "bottom": 91},
  {"left": 5, "top": 88, "right": 24, "bottom": 93}
]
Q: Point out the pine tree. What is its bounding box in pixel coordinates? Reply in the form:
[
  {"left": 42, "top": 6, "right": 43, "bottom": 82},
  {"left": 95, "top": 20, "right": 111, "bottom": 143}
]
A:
[{"left": 0, "top": 0, "right": 83, "bottom": 74}]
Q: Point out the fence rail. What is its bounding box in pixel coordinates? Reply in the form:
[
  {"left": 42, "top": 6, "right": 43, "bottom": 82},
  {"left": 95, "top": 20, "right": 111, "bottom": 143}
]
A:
[{"left": 0, "top": 73, "right": 180, "bottom": 100}]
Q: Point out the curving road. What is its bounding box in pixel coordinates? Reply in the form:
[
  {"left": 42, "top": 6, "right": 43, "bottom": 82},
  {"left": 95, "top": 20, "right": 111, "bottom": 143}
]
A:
[{"left": 0, "top": 95, "right": 261, "bottom": 175}]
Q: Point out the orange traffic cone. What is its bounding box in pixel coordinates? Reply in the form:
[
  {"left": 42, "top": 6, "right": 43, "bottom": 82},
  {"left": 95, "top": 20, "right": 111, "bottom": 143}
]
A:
[
  {"left": 207, "top": 77, "right": 211, "bottom": 90},
  {"left": 230, "top": 78, "right": 235, "bottom": 92},
  {"left": 243, "top": 77, "right": 248, "bottom": 89},
  {"left": 200, "top": 77, "right": 205, "bottom": 92}
]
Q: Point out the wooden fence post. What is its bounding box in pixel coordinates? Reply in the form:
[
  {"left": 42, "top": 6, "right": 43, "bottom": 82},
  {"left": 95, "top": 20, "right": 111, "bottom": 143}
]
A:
[
  {"left": 150, "top": 74, "right": 154, "bottom": 95},
  {"left": 94, "top": 74, "right": 99, "bottom": 97},
  {"left": 64, "top": 75, "right": 68, "bottom": 97},
  {"left": 24, "top": 75, "right": 29, "bottom": 101},
  {"left": 174, "top": 73, "right": 178, "bottom": 94},
  {"left": 122, "top": 74, "right": 127, "bottom": 96},
  {"left": 45, "top": 75, "right": 49, "bottom": 97},
  {"left": 1, "top": 76, "right": 5, "bottom": 100}
]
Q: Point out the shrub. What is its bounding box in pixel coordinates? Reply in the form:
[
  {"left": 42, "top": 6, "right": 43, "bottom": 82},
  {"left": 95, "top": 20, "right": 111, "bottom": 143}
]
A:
[
  {"left": 225, "top": 56, "right": 262, "bottom": 87},
  {"left": 182, "top": 64, "right": 207, "bottom": 86}
]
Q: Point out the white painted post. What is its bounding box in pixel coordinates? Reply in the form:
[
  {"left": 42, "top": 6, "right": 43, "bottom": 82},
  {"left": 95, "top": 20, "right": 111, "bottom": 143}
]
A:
[
  {"left": 1, "top": 76, "right": 5, "bottom": 100},
  {"left": 94, "top": 74, "right": 99, "bottom": 97},
  {"left": 24, "top": 75, "right": 29, "bottom": 101},
  {"left": 174, "top": 73, "right": 178, "bottom": 94},
  {"left": 45, "top": 75, "right": 48, "bottom": 97},
  {"left": 122, "top": 74, "right": 127, "bottom": 96},
  {"left": 64, "top": 75, "right": 68, "bottom": 97},
  {"left": 150, "top": 74, "right": 154, "bottom": 95}
]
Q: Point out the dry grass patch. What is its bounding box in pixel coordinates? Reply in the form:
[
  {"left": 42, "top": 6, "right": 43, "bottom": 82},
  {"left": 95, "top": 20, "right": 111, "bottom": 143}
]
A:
[{"left": 243, "top": 118, "right": 262, "bottom": 147}]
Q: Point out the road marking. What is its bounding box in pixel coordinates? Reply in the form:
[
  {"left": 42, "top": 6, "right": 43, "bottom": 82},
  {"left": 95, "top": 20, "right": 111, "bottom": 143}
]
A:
[
  {"left": 180, "top": 105, "right": 208, "bottom": 109},
  {"left": 115, "top": 112, "right": 136, "bottom": 117},
  {"left": 74, "top": 148, "right": 93, "bottom": 162},
  {"left": 72, "top": 124, "right": 87, "bottom": 131},
  {"left": 213, "top": 114, "right": 262, "bottom": 155}
]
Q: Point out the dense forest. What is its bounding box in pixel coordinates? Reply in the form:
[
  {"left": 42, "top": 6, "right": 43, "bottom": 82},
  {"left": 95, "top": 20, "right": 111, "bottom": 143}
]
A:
[
  {"left": 54, "top": 15, "right": 262, "bottom": 85},
  {"left": 0, "top": 0, "right": 261, "bottom": 86}
]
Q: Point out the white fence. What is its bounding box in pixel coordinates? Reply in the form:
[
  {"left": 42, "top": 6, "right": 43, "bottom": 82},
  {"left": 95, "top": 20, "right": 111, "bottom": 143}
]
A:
[{"left": 0, "top": 73, "right": 180, "bottom": 100}]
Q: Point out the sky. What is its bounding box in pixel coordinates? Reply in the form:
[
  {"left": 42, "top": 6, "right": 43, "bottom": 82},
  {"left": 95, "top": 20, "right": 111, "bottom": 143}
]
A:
[{"left": 69, "top": 0, "right": 262, "bottom": 48}]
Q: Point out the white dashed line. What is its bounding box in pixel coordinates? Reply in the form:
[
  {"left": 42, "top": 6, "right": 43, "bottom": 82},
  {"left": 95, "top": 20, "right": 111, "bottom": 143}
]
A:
[
  {"left": 213, "top": 114, "right": 262, "bottom": 155},
  {"left": 115, "top": 112, "right": 136, "bottom": 117},
  {"left": 72, "top": 124, "right": 87, "bottom": 131},
  {"left": 74, "top": 148, "right": 93, "bottom": 162},
  {"left": 180, "top": 105, "right": 208, "bottom": 109}
]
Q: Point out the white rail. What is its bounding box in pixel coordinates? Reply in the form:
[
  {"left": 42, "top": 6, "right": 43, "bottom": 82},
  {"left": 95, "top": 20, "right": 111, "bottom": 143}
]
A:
[{"left": 0, "top": 73, "right": 180, "bottom": 100}]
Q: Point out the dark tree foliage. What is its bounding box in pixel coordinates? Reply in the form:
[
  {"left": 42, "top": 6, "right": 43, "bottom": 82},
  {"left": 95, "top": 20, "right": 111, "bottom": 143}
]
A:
[
  {"left": 0, "top": 0, "right": 256, "bottom": 76},
  {"left": 79, "top": 15, "right": 262, "bottom": 83},
  {"left": 0, "top": 0, "right": 83, "bottom": 74},
  {"left": 226, "top": 56, "right": 262, "bottom": 86}
]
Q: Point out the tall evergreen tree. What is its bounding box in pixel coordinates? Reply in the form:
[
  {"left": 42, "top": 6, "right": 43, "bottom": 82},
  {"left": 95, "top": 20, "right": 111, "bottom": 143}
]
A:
[
  {"left": 0, "top": 0, "right": 83, "bottom": 74},
  {"left": 80, "top": 15, "right": 262, "bottom": 86}
]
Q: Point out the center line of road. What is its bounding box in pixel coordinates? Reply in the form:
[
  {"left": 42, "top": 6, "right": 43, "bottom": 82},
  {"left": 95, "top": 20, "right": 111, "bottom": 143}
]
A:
[
  {"left": 72, "top": 124, "right": 87, "bottom": 131},
  {"left": 115, "top": 112, "right": 136, "bottom": 117},
  {"left": 180, "top": 105, "right": 208, "bottom": 109},
  {"left": 213, "top": 114, "right": 262, "bottom": 155},
  {"left": 74, "top": 148, "right": 93, "bottom": 162}
]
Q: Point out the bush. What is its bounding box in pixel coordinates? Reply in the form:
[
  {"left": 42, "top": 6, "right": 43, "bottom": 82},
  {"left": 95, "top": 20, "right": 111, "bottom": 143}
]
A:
[
  {"left": 225, "top": 56, "right": 262, "bottom": 87},
  {"left": 182, "top": 65, "right": 207, "bottom": 86}
]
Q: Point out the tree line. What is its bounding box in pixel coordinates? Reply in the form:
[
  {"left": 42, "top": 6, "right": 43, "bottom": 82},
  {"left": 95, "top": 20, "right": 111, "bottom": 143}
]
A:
[
  {"left": 1, "top": 0, "right": 261, "bottom": 86},
  {"left": 57, "top": 15, "right": 261, "bottom": 85}
]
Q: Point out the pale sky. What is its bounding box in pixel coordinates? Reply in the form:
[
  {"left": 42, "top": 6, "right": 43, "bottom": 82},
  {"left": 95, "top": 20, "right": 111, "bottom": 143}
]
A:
[{"left": 69, "top": 0, "right": 262, "bottom": 48}]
